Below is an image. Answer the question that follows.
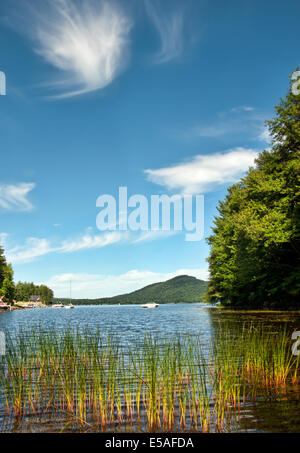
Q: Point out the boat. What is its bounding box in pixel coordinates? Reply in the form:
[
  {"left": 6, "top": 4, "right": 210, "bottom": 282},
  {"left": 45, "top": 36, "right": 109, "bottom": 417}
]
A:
[
  {"left": 52, "top": 303, "right": 64, "bottom": 308},
  {"left": 0, "top": 302, "right": 11, "bottom": 311},
  {"left": 64, "top": 281, "right": 74, "bottom": 309},
  {"left": 140, "top": 303, "right": 159, "bottom": 309}
]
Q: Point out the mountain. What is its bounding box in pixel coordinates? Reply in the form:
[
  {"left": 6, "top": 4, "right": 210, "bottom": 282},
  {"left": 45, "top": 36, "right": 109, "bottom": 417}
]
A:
[{"left": 55, "top": 275, "right": 208, "bottom": 305}]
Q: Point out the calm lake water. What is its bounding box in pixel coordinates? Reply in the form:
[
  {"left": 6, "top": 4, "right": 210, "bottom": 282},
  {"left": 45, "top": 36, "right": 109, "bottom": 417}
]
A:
[
  {"left": 1, "top": 303, "right": 300, "bottom": 433},
  {"left": 0, "top": 304, "right": 213, "bottom": 340}
]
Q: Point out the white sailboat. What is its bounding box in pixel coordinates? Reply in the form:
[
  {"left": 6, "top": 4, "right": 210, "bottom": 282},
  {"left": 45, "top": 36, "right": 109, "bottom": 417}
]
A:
[{"left": 65, "top": 281, "right": 74, "bottom": 309}]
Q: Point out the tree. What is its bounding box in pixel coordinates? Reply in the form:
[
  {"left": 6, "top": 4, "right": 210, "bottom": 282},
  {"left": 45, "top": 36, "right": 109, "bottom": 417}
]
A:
[
  {"left": 0, "top": 248, "right": 53, "bottom": 304},
  {"left": 207, "top": 71, "right": 300, "bottom": 308},
  {"left": 14, "top": 281, "right": 53, "bottom": 304},
  {"left": 0, "top": 264, "right": 15, "bottom": 303},
  {"left": 0, "top": 246, "right": 8, "bottom": 289}
]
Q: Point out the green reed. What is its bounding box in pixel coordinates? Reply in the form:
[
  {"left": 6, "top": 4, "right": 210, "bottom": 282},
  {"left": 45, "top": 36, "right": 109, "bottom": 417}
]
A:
[{"left": 0, "top": 324, "right": 299, "bottom": 432}]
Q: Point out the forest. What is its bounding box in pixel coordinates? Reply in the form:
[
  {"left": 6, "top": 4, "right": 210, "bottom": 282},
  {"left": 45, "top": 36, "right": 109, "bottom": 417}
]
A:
[
  {"left": 0, "top": 246, "right": 53, "bottom": 304},
  {"left": 206, "top": 73, "right": 300, "bottom": 308}
]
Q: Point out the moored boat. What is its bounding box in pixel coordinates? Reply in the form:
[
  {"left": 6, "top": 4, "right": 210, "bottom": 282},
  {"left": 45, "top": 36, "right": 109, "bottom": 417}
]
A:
[
  {"left": 64, "top": 281, "right": 74, "bottom": 309},
  {"left": 52, "top": 303, "right": 64, "bottom": 308},
  {"left": 140, "top": 303, "right": 159, "bottom": 309}
]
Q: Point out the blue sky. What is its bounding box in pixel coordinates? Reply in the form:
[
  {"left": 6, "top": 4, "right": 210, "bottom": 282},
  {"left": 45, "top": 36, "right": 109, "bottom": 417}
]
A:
[{"left": 0, "top": 0, "right": 299, "bottom": 298}]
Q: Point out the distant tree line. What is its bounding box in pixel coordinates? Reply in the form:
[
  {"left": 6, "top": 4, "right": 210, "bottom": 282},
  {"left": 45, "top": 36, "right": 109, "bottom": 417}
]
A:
[
  {"left": 0, "top": 246, "right": 53, "bottom": 304},
  {"left": 14, "top": 282, "right": 54, "bottom": 304}
]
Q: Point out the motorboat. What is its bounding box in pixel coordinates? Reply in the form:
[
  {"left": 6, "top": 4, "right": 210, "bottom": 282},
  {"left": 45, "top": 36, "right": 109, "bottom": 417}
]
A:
[
  {"left": 52, "top": 303, "right": 64, "bottom": 308},
  {"left": 140, "top": 303, "right": 159, "bottom": 309}
]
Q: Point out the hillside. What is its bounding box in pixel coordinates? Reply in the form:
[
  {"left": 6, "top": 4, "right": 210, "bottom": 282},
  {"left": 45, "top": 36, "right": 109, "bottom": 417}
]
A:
[{"left": 55, "top": 275, "right": 208, "bottom": 305}]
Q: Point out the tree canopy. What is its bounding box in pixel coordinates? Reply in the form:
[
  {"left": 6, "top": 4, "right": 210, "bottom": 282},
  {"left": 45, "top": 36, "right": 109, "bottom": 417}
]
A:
[
  {"left": 206, "top": 72, "right": 300, "bottom": 308},
  {"left": 14, "top": 282, "right": 54, "bottom": 304}
]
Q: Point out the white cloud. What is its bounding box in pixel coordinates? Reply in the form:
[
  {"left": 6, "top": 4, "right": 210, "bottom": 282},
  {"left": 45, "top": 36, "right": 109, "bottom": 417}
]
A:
[
  {"left": 132, "top": 230, "right": 178, "bottom": 243},
  {"left": 6, "top": 237, "right": 54, "bottom": 264},
  {"left": 5, "top": 229, "right": 128, "bottom": 264},
  {"left": 0, "top": 233, "right": 8, "bottom": 246},
  {"left": 230, "top": 105, "right": 255, "bottom": 113},
  {"left": 258, "top": 127, "right": 272, "bottom": 143},
  {"left": 5, "top": 228, "right": 176, "bottom": 264},
  {"left": 0, "top": 183, "right": 35, "bottom": 211},
  {"left": 60, "top": 230, "right": 127, "bottom": 252},
  {"left": 4, "top": 225, "right": 180, "bottom": 265},
  {"left": 179, "top": 107, "right": 267, "bottom": 141},
  {"left": 145, "top": 0, "right": 184, "bottom": 64},
  {"left": 145, "top": 148, "right": 258, "bottom": 194},
  {"left": 31, "top": 0, "right": 132, "bottom": 98},
  {"left": 43, "top": 267, "right": 209, "bottom": 298}
]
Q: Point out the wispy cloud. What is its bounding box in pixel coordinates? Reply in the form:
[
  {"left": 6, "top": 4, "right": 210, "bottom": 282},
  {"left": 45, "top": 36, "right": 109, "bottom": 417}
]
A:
[
  {"left": 0, "top": 182, "right": 35, "bottom": 211},
  {"left": 145, "top": 147, "right": 258, "bottom": 194},
  {"left": 5, "top": 230, "right": 127, "bottom": 264},
  {"left": 145, "top": 0, "right": 184, "bottom": 64},
  {"left": 29, "top": 0, "right": 132, "bottom": 98},
  {"left": 6, "top": 237, "right": 54, "bottom": 264},
  {"left": 60, "top": 230, "right": 127, "bottom": 252},
  {"left": 258, "top": 126, "right": 272, "bottom": 143},
  {"left": 0, "top": 233, "right": 8, "bottom": 247},
  {"left": 4, "top": 228, "right": 173, "bottom": 264},
  {"left": 43, "top": 267, "right": 209, "bottom": 298},
  {"left": 230, "top": 105, "right": 255, "bottom": 113},
  {"left": 178, "top": 107, "right": 268, "bottom": 141},
  {"left": 132, "top": 230, "right": 178, "bottom": 243}
]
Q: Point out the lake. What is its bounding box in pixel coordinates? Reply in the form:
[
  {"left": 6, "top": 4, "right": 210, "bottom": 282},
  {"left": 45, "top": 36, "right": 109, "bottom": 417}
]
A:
[{"left": 0, "top": 303, "right": 300, "bottom": 433}]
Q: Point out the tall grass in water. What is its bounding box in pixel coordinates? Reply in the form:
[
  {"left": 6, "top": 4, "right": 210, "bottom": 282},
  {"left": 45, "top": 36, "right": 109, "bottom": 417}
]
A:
[{"left": 0, "top": 325, "right": 299, "bottom": 432}]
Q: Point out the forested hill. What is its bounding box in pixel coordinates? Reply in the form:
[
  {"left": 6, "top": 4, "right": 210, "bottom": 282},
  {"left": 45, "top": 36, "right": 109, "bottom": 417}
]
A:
[{"left": 55, "top": 275, "right": 208, "bottom": 305}]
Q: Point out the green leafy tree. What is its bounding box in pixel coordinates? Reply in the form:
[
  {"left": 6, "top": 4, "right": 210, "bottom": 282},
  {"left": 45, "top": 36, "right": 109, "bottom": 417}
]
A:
[
  {"left": 14, "top": 281, "right": 53, "bottom": 304},
  {"left": 0, "top": 246, "right": 8, "bottom": 289},
  {"left": 0, "top": 248, "right": 53, "bottom": 304},
  {"left": 207, "top": 72, "right": 300, "bottom": 308},
  {"left": 1, "top": 278, "right": 15, "bottom": 303},
  {"left": 0, "top": 264, "right": 15, "bottom": 303}
]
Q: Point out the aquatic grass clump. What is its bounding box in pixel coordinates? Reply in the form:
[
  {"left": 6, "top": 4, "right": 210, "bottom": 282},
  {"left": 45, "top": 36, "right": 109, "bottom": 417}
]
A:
[
  {"left": 213, "top": 323, "right": 299, "bottom": 396},
  {"left": 0, "top": 325, "right": 299, "bottom": 432}
]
